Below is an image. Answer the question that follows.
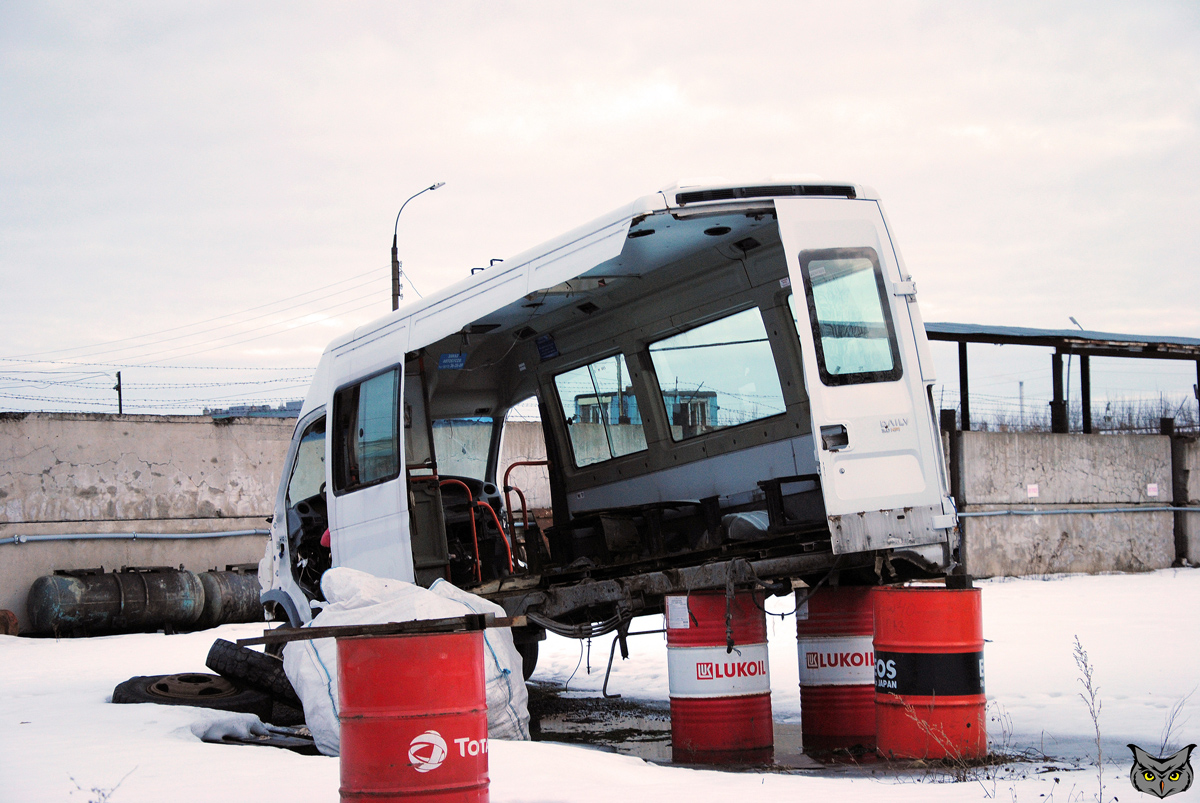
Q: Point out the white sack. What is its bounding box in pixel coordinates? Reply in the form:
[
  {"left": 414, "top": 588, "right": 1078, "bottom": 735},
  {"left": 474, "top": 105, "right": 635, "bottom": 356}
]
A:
[
  {"left": 283, "top": 567, "right": 530, "bottom": 756},
  {"left": 428, "top": 577, "right": 530, "bottom": 742}
]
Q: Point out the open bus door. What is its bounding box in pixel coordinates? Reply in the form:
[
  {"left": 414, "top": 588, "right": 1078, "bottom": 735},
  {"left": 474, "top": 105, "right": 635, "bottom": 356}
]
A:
[
  {"left": 775, "top": 197, "right": 956, "bottom": 555},
  {"left": 327, "top": 362, "right": 415, "bottom": 582}
]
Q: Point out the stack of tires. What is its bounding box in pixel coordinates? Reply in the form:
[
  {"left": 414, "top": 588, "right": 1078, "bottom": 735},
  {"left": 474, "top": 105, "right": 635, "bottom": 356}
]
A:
[{"left": 111, "top": 639, "right": 304, "bottom": 728}]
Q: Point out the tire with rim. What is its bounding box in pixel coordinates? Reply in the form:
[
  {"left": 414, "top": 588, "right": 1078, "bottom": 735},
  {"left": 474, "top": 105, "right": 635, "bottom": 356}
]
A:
[
  {"left": 111, "top": 673, "right": 272, "bottom": 719},
  {"left": 205, "top": 638, "right": 301, "bottom": 706}
]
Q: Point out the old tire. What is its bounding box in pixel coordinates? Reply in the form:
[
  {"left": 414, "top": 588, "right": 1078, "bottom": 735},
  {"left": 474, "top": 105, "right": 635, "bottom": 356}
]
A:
[
  {"left": 266, "top": 700, "right": 306, "bottom": 727},
  {"left": 112, "top": 673, "right": 272, "bottom": 719},
  {"left": 517, "top": 640, "right": 539, "bottom": 681},
  {"left": 206, "top": 638, "right": 300, "bottom": 705}
]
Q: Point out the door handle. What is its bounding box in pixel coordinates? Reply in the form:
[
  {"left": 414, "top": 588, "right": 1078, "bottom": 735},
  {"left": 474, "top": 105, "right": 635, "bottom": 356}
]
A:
[{"left": 820, "top": 424, "right": 849, "bottom": 451}]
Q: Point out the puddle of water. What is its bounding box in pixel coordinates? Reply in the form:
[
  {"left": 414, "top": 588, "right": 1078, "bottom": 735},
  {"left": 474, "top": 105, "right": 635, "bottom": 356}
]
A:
[
  {"left": 527, "top": 681, "right": 823, "bottom": 768},
  {"left": 528, "top": 682, "right": 673, "bottom": 761},
  {"left": 526, "top": 682, "right": 1038, "bottom": 779},
  {"left": 539, "top": 714, "right": 672, "bottom": 761}
]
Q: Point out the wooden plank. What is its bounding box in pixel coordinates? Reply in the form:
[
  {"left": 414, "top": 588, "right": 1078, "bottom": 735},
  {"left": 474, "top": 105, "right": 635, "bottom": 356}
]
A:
[{"left": 235, "top": 614, "right": 527, "bottom": 647}]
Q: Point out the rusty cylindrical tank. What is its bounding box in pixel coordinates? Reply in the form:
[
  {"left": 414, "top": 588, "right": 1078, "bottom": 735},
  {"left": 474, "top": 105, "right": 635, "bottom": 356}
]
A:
[
  {"left": 666, "top": 590, "right": 773, "bottom": 764},
  {"left": 795, "top": 585, "right": 876, "bottom": 753},
  {"left": 873, "top": 585, "right": 986, "bottom": 760},
  {"left": 194, "top": 570, "right": 265, "bottom": 630},
  {"left": 338, "top": 630, "right": 488, "bottom": 802},
  {"left": 26, "top": 567, "right": 205, "bottom": 636}
]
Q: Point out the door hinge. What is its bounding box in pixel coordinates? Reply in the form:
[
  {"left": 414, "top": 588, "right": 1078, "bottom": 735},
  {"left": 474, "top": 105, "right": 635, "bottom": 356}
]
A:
[{"left": 893, "top": 280, "right": 917, "bottom": 297}]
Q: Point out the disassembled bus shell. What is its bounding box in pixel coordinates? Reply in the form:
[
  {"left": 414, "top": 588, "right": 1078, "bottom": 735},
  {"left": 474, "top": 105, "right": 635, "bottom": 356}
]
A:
[{"left": 260, "top": 179, "right": 959, "bottom": 655}]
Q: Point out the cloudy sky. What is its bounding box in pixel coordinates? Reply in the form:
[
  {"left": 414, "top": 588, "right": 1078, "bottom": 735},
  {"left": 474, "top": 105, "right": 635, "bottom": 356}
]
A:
[{"left": 2, "top": 2, "right": 1198, "bottom": 417}]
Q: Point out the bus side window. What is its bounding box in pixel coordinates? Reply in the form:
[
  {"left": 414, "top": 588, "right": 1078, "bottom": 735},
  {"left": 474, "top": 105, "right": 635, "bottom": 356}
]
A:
[
  {"left": 287, "top": 417, "right": 326, "bottom": 507},
  {"left": 332, "top": 366, "right": 402, "bottom": 494}
]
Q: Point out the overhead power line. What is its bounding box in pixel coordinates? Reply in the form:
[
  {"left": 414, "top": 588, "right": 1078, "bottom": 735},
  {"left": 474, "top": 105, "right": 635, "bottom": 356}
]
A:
[
  {"left": 130, "top": 296, "right": 386, "bottom": 365},
  {"left": 4, "top": 267, "right": 385, "bottom": 361},
  {"left": 50, "top": 277, "right": 385, "bottom": 364},
  {"left": 0, "top": 358, "right": 315, "bottom": 371}
]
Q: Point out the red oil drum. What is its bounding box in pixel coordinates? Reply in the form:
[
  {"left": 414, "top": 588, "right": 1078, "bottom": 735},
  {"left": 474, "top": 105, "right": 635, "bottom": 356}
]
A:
[
  {"left": 795, "top": 586, "right": 876, "bottom": 753},
  {"left": 665, "top": 590, "right": 773, "bottom": 764},
  {"left": 873, "top": 586, "right": 986, "bottom": 760},
  {"left": 338, "top": 631, "right": 488, "bottom": 802}
]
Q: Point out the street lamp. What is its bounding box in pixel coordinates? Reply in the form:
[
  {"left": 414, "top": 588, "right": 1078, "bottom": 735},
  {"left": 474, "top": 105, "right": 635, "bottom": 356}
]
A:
[
  {"left": 1066, "top": 316, "right": 1084, "bottom": 422},
  {"left": 391, "top": 182, "right": 445, "bottom": 311}
]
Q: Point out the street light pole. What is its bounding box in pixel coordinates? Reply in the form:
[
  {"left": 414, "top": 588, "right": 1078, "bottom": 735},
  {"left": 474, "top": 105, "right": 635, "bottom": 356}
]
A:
[
  {"left": 391, "top": 182, "right": 445, "bottom": 311},
  {"left": 1065, "top": 316, "right": 1084, "bottom": 431}
]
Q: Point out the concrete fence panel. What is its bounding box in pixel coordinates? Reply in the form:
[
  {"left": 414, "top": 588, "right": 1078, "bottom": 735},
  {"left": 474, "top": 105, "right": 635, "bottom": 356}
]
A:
[
  {"left": 0, "top": 413, "right": 292, "bottom": 631},
  {"left": 1178, "top": 437, "right": 1200, "bottom": 564},
  {"left": 499, "top": 421, "right": 551, "bottom": 510},
  {"left": 958, "top": 432, "right": 1175, "bottom": 577}
]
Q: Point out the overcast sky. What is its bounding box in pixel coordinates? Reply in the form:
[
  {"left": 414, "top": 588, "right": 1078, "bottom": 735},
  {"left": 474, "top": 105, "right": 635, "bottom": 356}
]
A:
[{"left": 2, "top": 2, "right": 1198, "bottom": 416}]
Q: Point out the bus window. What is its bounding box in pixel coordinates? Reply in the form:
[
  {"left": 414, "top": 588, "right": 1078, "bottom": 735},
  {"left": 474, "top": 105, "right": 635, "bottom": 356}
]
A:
[
  {"left": 332, "top": 367, "right": 401, "bottom": 493},
  {"left": 553, "top": 354, "right": 647, "bottom": 467},
  {"left": 648, "top": 308, "right": 786, "bottom": 440}
]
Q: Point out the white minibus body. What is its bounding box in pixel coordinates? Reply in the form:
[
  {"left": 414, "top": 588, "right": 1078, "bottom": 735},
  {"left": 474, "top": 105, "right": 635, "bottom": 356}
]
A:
[{"left": 261, "top": 179, "right": 958, "bottom": 673}]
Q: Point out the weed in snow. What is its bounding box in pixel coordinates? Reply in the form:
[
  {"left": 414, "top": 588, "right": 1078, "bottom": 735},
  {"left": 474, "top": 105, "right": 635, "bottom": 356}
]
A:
[{"left": 70, "top": 767, "right": 136, "bottom": 803}]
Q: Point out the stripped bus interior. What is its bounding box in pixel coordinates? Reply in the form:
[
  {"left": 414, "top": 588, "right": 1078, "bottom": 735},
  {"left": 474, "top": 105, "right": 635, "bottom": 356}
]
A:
[{"left": 268, "top": 183, "right": 957, "bottom": 669}]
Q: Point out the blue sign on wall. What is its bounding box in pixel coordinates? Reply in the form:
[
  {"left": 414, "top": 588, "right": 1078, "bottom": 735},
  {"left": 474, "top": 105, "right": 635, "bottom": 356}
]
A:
[
  {"left": 535, "top": 334, "right": 560, "bottom": 361},
  {"left": 438, "top": 353, "right": 468, "bottom": 370}
]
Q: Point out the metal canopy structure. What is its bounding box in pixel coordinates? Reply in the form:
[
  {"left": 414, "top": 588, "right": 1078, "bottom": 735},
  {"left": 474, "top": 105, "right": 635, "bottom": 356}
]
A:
[{"left": 925, "top": 322, "right": 1200, "bottom": 434}]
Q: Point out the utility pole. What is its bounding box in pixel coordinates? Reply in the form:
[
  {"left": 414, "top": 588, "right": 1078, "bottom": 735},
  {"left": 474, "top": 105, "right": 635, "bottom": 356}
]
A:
[
  {"left": 113, "top": 371, "right": 123, "bottom": 415},
  {"left": 391, "top": 254, "right": 402, "bottom": 311},
  {"left": 392, "top": 182, "right": 445, "bottom": 310}
]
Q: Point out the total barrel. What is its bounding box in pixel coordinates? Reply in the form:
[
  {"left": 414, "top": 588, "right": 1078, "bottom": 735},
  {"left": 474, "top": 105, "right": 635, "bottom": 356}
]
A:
[
  {"left": 873, "top": 585, "right": 986, "bottom": 760},
  {"left": 665, "top": 590, "right": 773, "bottom": 764},
  {"left": 338, "top": 631, "right": 488, "bottom": 802},
  {"left": 795, "top": 585, "right": 875, "bottom": 753}
]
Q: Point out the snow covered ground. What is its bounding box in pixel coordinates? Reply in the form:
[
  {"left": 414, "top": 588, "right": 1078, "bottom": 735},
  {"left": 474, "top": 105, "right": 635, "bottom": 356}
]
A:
[{"left": 2, "top": 569, "right": 1198, "bottom": 802}]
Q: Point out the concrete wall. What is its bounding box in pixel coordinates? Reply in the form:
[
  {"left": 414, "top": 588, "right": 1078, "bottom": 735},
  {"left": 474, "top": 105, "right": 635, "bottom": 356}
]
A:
[
  {"left": 1177, "top": 436, "right": 1200, "bottom": 564},
  {"left": 7, "top": 412, "right": 1184, "bottom": 628},
  {"left": 507, "top": 424, "right": 1191, "bottom": 577},
  {"left": 504, "top": 422, "right": 1188, "bottom": 578},
  {"left": 958, "top": 432, "right": 1175, "bottom": 577},
  {"left": 499, "top": 421, "right": 551, "bottom": 510},
  {"left": 0, "top": 413, "right": 293, "bottom": 631}
]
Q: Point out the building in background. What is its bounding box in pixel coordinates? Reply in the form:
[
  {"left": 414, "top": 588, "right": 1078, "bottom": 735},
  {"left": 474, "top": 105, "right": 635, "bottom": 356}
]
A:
[{"left": 204, "top": 400, "right": 303, "bottom": 419}]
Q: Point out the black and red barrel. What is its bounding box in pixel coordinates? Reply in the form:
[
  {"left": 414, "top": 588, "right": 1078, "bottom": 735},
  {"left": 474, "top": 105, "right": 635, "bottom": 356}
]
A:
[
  {"left": 873, "top": 585, "right": 986, "bottom": 760},
  {"left": 665, "top": 590, "right": 774, "bottom": 764}
]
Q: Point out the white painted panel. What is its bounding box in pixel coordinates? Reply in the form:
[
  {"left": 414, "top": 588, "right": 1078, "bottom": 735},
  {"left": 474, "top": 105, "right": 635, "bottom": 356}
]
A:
[
  {"left": 570, "top": 438, "right": 799, "bottom": 513},
  {"left": 796, "top": 635, "right": 875, "bottom": 686},
  {"left": 526, "top": 219, "right": 631, "bottom": 287},
  {"left": 330, "top": 479, "right": 414, "bottom": 582},
  {"left": 667, "top": 643, "right": 771, "bottom": 697},
  {"left": 410, "top": 269, "right": 527, "bottom": 351},
  {"left": 776, "top": 198, "right": 949, "bottom": 525},
  {"left": 408, "top": 218, "right": 631, "bottom": 352},
  {"left": 832, "top": 453, "right": 926, "bottom": 500},
  {"left": 326, "top": 362, "right": 414, "bottom": 583}
]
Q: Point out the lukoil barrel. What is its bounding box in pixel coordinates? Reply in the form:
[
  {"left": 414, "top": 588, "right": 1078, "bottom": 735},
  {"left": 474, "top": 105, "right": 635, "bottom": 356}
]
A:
[
  {"left": 873, "top": 585, "right": 986, "bottom": 760},
  {"left": 795, "top": 585, "right": 875, "bottom": 753},
  {"left": 665, "top": 590, "right": 773, "bottom": 764},
  {"left": 338, "top": 630, "right": 488, "bottom": 802}
]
